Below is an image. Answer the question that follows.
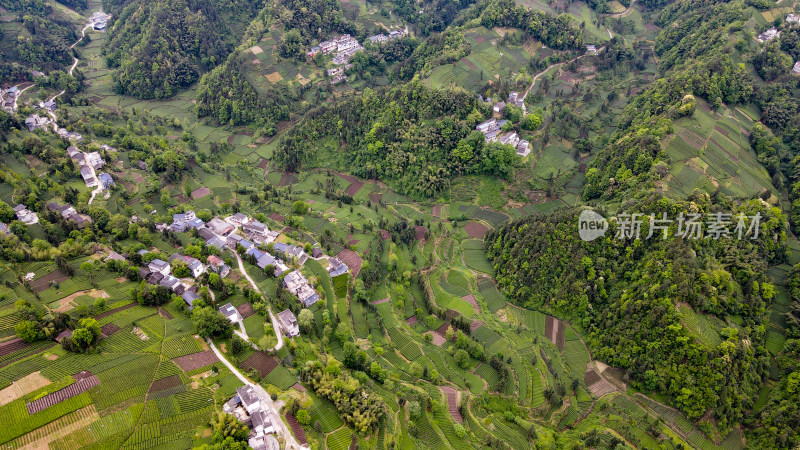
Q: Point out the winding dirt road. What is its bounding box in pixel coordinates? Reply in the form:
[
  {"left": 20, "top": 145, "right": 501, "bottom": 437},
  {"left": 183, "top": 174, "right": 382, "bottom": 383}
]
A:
[{"left": 234, "top": 253, "right": 285, "bottom": 351}]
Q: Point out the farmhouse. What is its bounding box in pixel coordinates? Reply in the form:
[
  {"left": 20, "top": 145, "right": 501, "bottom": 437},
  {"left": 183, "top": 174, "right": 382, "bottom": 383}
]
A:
[
  {"left": 159, "top": 275, "right": 180, "bottom": 290},
  {"left": 169, "top": 221, "right": 188, "bottom": 233},
  {"left": 328, "top": 257, "right": 348, "bottom": 277},
  {"left": 187, "top": 218, "right": 205, "bottom": 229},
  {"left": 208, "top": 218, "right": 234, "bottom": 236},
  {"left": 148, "top": 259, "right": 171, "bottom": 276},
  {"left": 507, "top": 91, "right": 524, "bottom": 108},
  {"left": 243, "top": 220, "right": 268, "bottom": 236},
  {"left": 757, "top": 27, "right": 780, "bottom": 42},
  {"left": 493, "top": 102, "right": 506, "bottom": 113},
  {"left": 97, "top": 173, "right": 114, "bottom": 189},
  {"left": 229, "top": 386, "right": 276, "bottom": 443},
  {"left": 369, "top": 34, "right": 388, "bottom": 44},
  {"left": 516, "top": 139, "right": 531, "bottom": 157},
  {"left": 207, "top": 255, "right": 230, "bottom": 277},
  {"left": 272, "top": 243, "right": 307, "bottom": 264},
  {"left": 25, "top": 114, "right": 50, "bottom": 132},
  {"left": 388, "top": 28, "right": 408, "bottom": 39},
  {"left": 283, "top": 270, "right": 319, "bottom": 306},
  {"left": 787, "top": 13, "right": 799, "bottom": 23},
  {"left": 198, "top": 228, "right": 216, "bottom": 241},
  {"left": 181, "top": 289, "right": 199, "bottom": 309},
  {"left": 499, "top": 132, "right": 520, "bottom": 147},
  {"left": 226, "top": 233, "right": 243, "bottom": 250},
  {"left": 86, "top": 152, "right": 105, "bottom": 169},
  {"left": 80, "top": 167, "right": 97, "bottom": 187},
  {"left": 219, "top": 303, "right": 243, "bottom": 324},
  {"left": 586, "top": 44, "right": 597, "bottom": 54},
  {"left": 173, "top": 211, "right": 196, "bottom": 224},
  {"left": 277, "top": 309, "right": 300, "bottom": 337},
  {"left": 476, "top": 119, "right": 499, "bottom": 133},
  {"left": 105, "top": 251, "right": 126, "bottom": 262},
  {"left": 229, "top": 212, "right": 249, "bottom": 226},
  {"left": 207, "top": 236, "right": 226, "bottom": 251},
  {"left": 319, "top": 40, "right": 337, "bottom": 54},
  {"left": 13, "top": 204, "right": 38, "bottom": 225},
  {"left": 168, "top": 253, "right": 205, "bottom": 278}
]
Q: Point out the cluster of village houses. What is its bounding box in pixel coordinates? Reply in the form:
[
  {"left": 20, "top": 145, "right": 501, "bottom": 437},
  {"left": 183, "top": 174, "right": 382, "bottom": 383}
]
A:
[
  {"left": 474, "top": 91, "right": 531, "bottom": 157},
  {"left": 25, "top": 112, "right": 84, "bottom": 141},
  {"left": 308, "top": 28, "right": 408, "bottom": 85},
  {"left": 141, "top": 209, "right": 349, "bottom": 336},
  {"left": 89, "top": 11, "right": 111, "bottom": 31},
  {"left": 223, "top": 385, "right": 281, "bottom": 450},
  {"left": 67, "top": 145, "right": 115, "bottom": 189},
  {"left": 759, "top": 14, "right": 800, "bottom": 74}
]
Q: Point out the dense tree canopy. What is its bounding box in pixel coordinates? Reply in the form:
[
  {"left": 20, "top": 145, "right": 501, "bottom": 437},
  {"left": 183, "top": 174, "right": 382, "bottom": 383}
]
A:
[
  {"left": 104, "top": 0, "right": 261, "bottom": 99},
  {"left": 275, "top": 80, "right": 519, "bottom": 197},
  {"left": 487, "top": 196, "right": 787, "bottom": 429}
]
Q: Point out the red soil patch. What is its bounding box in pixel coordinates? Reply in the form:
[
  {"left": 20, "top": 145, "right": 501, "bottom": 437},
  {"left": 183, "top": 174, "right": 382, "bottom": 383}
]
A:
[
  {"left": 237, "top": 302, "right": 256, "bottom": 319},
  {"left": 406, "top": 316, "right": 418, "bottom": 325},
  {"left": 94, "top": 302, "right": 137, "bottom": 320},
  {"left": 258, "top": 159, "right": 269, "bottom": 169},
  {"left": 242, "top": 351, "right": 279, "bottom": 377},
  {"left": 347, "top": 239, "right": 359, "bottom": 247},
  {"left": 279, "top": 172, "right": 298, "bottom": 186},
  {"left": 174, "top": 194, "right": 187, "bottom": 204},
  {"left": 334, "top": 172, "right": 364, "bottom": 196},
  {"left": 644, "top": 22, "right": 659, "bottom": 31},
  {"left": 26, "top": 375, "right": 99, "bottom": 414},
  {"left": 474, "top": 35, "right": 486, "bottom": 44},
  {"left": 432, "top": 204, "right": 445, "bottom": 218},
  {"left": 464, "top": 222, "right": 489, "bottom": 238},
  {"left": 172, "top": 351, "right": 219, "bottom": 372},
  {"left": 72, "top": 370, "right": 94, "bottom": 381},
  {"left": 191, "top": 187, "right": 211, "bottom": 199},
  {"left": 100, "top": 323, "right": 120, "bottom": 337},
  {"left": 461, "top": 295, "right": 480, "bottom": 314},
  {"left": 441, "top": 386, "right": 463, "bottom": 423},
  {"left": 415, "top": 226, "right": 428, "bottom": 241},
  {"left": 336, "top": 249, "right": 362, "bottom": 277},
  {"left": 291, "top": 382, "right": 306, "bottom": 392},
  {"left": 29, "top": 270, "right": 69, "bottom": 293},
  {"left": 380, "top": 229, "right": 390, "bottom": 240},
  {"left": 0, "top": 338, "right": 28, "bottom": 357},
  {"left": 371, "top": 298, "right": 390, "bottom": 305},
  {"left": 286, "top": 413, "right": 308, "bottom": 445},
  {"left": 469, "top": 320, "right": 484, "bottom": 333},
  {"left": 713, "top": 125, "right": 729, "bottom": 137},
  {"left": 545, "top": 316, "right": 565, "bottom": 351},
  {"left": 460, "top": 57, "right": 478, "bottom": 71},
  {"left": 150, "top": 374, "right": 182, "bottom": 392},
  {"left": 269, "top": 212, "right": 285, "bottom": 223},
  {"left": 369, "top": 192, "right": 382, "bottom": 204},
  {"left": 157, "top": 307, "right": 173, "bottom": 320}
]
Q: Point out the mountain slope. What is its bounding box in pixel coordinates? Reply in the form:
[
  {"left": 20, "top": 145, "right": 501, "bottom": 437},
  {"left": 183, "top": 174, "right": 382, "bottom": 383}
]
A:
[{"left": 102, "top": 0, "right": 262, "bottom": 99}]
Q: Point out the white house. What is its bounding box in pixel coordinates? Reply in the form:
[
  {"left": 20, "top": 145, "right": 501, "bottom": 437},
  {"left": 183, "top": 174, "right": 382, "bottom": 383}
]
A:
[
  {"left": 219, "top": 303, "right": 243, "bottom": 324},
  {"left": 148, "top": 259, "right": 171, "bottom": 276},
  {"left": 277, "top": 309, "right": 300, "bottom": 337}
]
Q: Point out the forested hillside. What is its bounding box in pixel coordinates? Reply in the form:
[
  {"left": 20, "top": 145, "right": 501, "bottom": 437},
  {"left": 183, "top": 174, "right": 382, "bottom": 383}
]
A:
[
  {"left": 102, "top": 0, "right": 262, "bottom": 99},
  {"left": 274, "top": 81, "right": 520, "bottom": 197},
  {"left": 0, "top": 1, "right": 78, "bottom": 80},
  {"left": 487, "top": 196, "right": 787, "bottom": 431}
]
